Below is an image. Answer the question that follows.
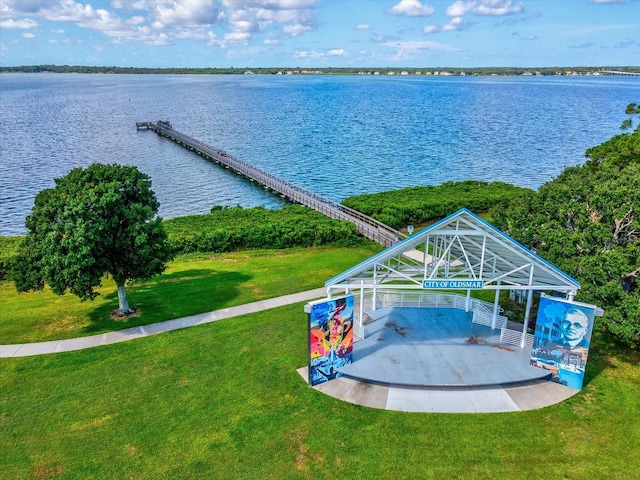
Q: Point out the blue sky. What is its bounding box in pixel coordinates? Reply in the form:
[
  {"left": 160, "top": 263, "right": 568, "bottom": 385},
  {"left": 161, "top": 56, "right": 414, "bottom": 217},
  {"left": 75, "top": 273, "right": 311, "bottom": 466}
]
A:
[{"left": 1, "top": 0, "right": 638, "bottom": 68}]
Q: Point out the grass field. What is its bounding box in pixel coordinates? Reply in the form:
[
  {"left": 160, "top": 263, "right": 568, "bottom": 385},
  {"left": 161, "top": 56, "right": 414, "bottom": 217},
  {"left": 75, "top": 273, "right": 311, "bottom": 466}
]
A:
[
  {"left": 1, "top": 246, "right": 639, "bottom": 479},
  {"left": 0, "top": 245, "right": 380, "bottom": 344},
  {"left": 1, "top": 304, "right": 639, "bottom": 479}
]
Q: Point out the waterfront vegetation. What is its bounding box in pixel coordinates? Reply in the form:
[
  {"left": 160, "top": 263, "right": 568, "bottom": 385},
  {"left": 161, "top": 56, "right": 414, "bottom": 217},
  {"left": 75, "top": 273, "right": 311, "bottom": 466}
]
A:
[
  {"left": 341, "top": 180, "right": 529, "bottom": 230},
  {"left": 164, "top": 205, "right": 362, "bottom": 254}
]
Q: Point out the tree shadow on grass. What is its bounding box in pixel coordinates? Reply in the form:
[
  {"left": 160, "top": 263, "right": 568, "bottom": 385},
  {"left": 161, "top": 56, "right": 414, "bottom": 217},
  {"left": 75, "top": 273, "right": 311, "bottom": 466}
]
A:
[{"left": 83, "top": 269, "right": 252, "bottom": 335}]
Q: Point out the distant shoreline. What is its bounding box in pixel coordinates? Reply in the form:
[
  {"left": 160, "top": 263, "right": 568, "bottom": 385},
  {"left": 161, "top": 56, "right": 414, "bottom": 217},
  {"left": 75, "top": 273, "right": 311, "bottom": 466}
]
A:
[{"left": 2, "top": 65, "right": 639, "bottom": 77}]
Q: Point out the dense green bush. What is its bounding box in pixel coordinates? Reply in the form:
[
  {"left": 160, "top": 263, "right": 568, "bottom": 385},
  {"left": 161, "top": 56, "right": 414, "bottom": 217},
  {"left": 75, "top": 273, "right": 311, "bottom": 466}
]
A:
[
  {"left": 163, "top": 205, "right": 362, "bottom": 254},
  {"left": 492, "top": 104, "right": 640, "bottom": 347},
  {"left": 0, "top": 236, "right": 21, "bottom": 280},
  {"left": 341, "top": 180, "right": 530, "bottom": 230}
]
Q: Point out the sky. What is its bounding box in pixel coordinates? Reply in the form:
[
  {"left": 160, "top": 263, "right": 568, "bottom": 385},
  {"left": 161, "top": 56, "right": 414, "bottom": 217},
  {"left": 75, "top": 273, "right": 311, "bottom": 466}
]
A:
[{"left": 0, "top": 0, "right": 639, "bottom": 68}]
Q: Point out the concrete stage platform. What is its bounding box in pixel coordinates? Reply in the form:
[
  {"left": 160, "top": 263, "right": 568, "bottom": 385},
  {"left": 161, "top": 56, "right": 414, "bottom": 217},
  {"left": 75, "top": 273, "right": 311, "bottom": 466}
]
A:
[
  {"left": 298, "top": 307, "right": 579, "bottom": 413},
  {"left": 338, "top": 307, "right": 550, "bottom": 387}
]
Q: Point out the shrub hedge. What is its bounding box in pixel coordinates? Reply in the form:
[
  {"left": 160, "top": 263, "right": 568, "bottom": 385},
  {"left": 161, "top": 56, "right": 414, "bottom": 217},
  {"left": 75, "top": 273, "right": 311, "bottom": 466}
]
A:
[
  {"left": 341, "top": 180, "right": 531, "bottom": 230},
  {"left": 163, "top": 205, "right": 363, "bottom": 254}
]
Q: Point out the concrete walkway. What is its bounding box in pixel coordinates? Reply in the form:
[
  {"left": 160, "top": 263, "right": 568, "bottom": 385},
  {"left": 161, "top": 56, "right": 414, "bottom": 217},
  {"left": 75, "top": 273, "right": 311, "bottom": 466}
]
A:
[
  {"left": 298, "top": 367, "right": 579, "bottom": 413},
  {"left": 0, "top": 287, "right": 327, "bottom": 358}
]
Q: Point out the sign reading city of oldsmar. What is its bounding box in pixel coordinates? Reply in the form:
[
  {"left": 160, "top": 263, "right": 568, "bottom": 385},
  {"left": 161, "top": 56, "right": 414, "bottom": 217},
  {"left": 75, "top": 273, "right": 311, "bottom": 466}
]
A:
[{"left": 422, "top": 280, "right": 484, "bottom": 289}]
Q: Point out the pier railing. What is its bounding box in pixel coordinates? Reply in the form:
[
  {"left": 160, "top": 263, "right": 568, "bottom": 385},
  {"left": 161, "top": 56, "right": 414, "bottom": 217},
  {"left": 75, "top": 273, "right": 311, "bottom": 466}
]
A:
[{"left": 136, "top": 121, "right": 406, "bottom": 247}]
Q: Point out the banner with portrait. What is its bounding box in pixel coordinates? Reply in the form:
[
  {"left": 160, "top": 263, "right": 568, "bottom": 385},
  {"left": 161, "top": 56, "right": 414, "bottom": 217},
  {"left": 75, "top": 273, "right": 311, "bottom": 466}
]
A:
[
  {"left": 530, "top": 294, "right": 596, "bottom": 390},
  {"left": 308, "top": 295, "right": 354, "bottom": 387}
]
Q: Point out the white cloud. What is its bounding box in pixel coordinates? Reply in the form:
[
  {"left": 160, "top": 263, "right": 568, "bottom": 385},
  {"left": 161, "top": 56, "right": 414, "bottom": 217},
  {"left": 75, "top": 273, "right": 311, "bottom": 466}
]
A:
[
  {"left": 223, "top": 0, "right": 320, "bottom": 42},
  {"left": 424, "top": 16, "right": 468, "bottom": 34},
  {"left": 0, "top": 18, "right": 39, "bottom": 29},
  {"left": 442, "top": 16, "right": 467, "bottom": 31},
  {"left": 283, "top": 23, "right": 312, "bottom": 35},
  {"left": 294, "top": 49, "right": 322, "bottom": 58},
  {"left": 295, "top": 47, "right": 347, "bottom": 58},
  {"left": 153, "top": 1, "right": 222, "bottom": 27},
  {"left": 425, "top": 0, "right": 522, "bottom": 34},
  {"left": 355, "top": 24, "right": 371, "bottom": 30},
  {"left": 385, "top": 39, "right": 457, "bottom": 60},
  {"left": 0, "top": 0, "right": 320, "bottom": 49},
  {"left": 473, "top": 0, "right": 523, "bottom": 16},
  {"left": 446, "top": 1, "right": 475, "bottom": 17},
  {"left": 388, "top": 0, "right": 435, "bottom": 17},
  {"left": 1, "top": 0, "right": 50, "bottom": 15},
  {"left": 22, "top": 32, "right": 35, "bottom": 38},
  {"left": 51, "top": 28, "right": 65, "bottom": 34},
  {"left": 224, "top": 31, "right": 251, "bottom": 43},
  {"left": 445, "top": 0, "right": 524, "bottom": 18}
]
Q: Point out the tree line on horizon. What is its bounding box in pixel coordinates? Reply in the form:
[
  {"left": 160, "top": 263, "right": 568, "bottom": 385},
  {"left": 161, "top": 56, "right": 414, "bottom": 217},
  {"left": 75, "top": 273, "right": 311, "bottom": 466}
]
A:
[{"left": 1, "top": 64, "right": 638, "bottom": 76}]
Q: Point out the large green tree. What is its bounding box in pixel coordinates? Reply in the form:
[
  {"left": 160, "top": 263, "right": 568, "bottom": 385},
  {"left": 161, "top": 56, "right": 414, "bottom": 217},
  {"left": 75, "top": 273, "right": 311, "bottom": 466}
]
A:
[
  {"left": 492, "top": 103, "right": 640, "bottom": 346},
  {"left": 13, "top": 164, "right": 172, "bottom": 316}
]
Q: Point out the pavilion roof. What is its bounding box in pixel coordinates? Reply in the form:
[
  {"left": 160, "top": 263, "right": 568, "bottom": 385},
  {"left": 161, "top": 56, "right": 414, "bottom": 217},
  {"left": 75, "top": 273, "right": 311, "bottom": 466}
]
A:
[{"left": 326, "top": 208, "right": 580, "bottom": 293}]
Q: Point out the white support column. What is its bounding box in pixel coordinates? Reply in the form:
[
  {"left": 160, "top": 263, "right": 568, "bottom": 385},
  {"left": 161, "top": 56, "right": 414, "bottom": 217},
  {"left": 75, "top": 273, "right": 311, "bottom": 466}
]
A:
[
  {"left": 359, "top": 282, "right": 365, "bottom": 340},
  {"left": 521, "top": 289, "right": 533, "bottom": 348},
  {"left": 359, "top": 286, "right": 365, "bottom": 318},
  {"left": 491, "top": 285, "right": 501, "bottom": 329},
  {"left": 465, "top": 289, "right": 471, "bottom": 312},
  {"left": 372, "top": 264, "right": 378, "bottom": 310},
  {"left": 521, "top": 266, "right": 536, "bottom": 348}
]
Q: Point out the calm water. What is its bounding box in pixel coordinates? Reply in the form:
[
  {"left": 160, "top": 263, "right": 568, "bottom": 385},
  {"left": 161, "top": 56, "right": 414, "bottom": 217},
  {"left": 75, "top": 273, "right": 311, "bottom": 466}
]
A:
[{"left": 0, "top": 73, "right": 637, "bottom": 236}]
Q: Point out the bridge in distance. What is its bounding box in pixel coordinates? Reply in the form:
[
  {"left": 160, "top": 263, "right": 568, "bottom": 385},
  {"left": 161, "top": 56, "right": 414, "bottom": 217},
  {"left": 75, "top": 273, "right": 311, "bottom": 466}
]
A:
[{"left": 136, "top": 121, "right": 405, "bottom": 247}]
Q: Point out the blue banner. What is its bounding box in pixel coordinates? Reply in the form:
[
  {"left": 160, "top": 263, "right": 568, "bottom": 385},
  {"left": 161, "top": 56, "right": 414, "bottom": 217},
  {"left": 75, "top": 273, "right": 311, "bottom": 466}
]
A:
[{"left": 530, "top": 295, "right": 595, "bottom": 390}]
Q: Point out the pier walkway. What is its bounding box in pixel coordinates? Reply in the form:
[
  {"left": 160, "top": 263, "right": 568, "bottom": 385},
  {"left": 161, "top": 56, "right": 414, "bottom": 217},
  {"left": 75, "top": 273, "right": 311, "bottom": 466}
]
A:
[
  {"left": 136, "top": 121, "right": 404, "bottom": 247},
  {"left": 599, "top": 70, "right": 640, "bottom": 77}
]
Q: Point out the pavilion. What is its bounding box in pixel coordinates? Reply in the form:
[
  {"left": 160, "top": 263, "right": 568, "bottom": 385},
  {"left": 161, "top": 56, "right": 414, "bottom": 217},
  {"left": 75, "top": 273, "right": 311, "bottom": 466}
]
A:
[{"left": 325, "top": 208, "right": 581, "bottom": 349}]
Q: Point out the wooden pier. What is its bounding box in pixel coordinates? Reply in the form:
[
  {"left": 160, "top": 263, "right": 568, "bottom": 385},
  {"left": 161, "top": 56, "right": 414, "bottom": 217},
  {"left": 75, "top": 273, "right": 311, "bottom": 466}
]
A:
[{"left": 136, "top": 121, "right": 405, "bottom": 247}]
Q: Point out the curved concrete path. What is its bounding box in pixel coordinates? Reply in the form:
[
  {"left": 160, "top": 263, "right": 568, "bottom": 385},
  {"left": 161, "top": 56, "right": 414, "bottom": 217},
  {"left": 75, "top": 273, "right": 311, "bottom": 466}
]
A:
[
  {"left": 0, "top": 287, "right": 327, "bottom": 358},
  {"left": 297, "top": 367, "right": 578, "bottom": 413}
]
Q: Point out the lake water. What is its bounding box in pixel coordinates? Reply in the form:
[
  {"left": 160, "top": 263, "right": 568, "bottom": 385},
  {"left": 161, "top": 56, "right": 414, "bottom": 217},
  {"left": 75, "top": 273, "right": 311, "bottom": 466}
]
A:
[{"left": 0, "top": 73, "right": 637, "bottom": 236}]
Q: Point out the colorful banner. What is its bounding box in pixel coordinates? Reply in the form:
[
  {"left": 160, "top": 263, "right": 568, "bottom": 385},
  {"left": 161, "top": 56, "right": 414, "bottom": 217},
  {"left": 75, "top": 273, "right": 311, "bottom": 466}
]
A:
[
  {"left": 308, "top": 295, "right": 354, "bottom": 386},
  {"left": 530, "top": 295, "right": 596, "bottom": 390}
]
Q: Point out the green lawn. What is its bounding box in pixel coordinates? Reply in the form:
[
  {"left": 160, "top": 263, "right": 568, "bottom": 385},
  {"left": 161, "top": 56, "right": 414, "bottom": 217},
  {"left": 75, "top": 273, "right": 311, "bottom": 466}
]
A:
[
  {"left": 0, "top": 245, "right": 381, "bottom": 344},
  {"left": 2, "top": 245, "right": 639, "bottom": 479},
  {"left": 1, "top": 303, "right": 638, "bottom": 479}
]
